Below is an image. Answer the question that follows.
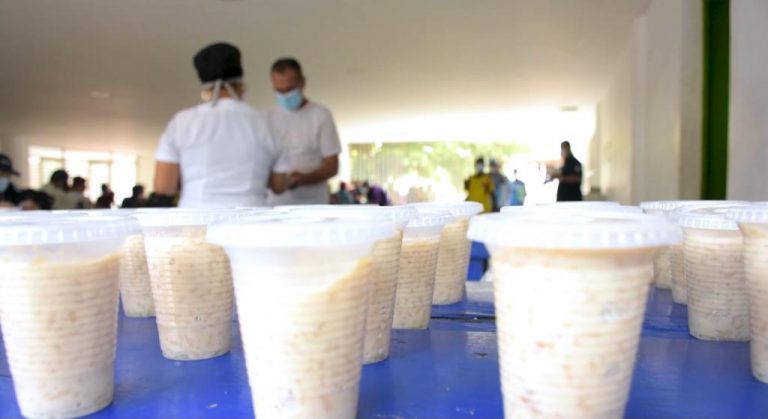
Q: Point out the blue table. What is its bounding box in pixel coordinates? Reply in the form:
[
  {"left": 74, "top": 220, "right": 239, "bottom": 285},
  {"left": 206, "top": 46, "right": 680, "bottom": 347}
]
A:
[{"left": 3, "top": 286, "right": 768, "bottom": 418}]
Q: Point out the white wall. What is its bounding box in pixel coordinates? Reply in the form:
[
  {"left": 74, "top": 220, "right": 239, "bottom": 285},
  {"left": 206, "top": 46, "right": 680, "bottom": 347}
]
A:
[
  {"left": 599, "top": 45, "right": 635, "bottom": 204},
  {"left": 729, "top": 0, "right": 768, "bottom": 200},
  {"left": 595, "top": 0, "right": 702, "bottom": 204}
]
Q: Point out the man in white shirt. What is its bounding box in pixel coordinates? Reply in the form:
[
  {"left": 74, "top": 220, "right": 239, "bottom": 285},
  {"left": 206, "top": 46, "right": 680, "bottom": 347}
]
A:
[
  {"left": 154, "top": 42, "right": 289, "bottom": 208},
  {"left": 267, "top": 58, "right": 342, "bottom": 206}
]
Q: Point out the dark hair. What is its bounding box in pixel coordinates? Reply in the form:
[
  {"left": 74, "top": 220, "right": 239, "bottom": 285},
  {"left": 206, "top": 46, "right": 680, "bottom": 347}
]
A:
[
  {"left": 475, "top": 157, "right": 485, "bottom": 165},
  {"left": 101, "top": 183, "right": 110, "bottom": 193},
  {"left": 271, "top": 58, "right": 303, "bottom": 76},
  {"left": 561, "top": 141, "right": 571, "bottom": 149},
  {"left": 50, "top": 169, "right": 68, "bottom": 183},
  {"left": 132, "top": 184, "right": 145, "bottom": 196},
  {"left": 72, "top": 177, "right": 86, "bottom": 188}
]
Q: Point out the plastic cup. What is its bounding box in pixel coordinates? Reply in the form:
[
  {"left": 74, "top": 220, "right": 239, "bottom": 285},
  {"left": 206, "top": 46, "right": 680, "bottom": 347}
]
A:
[
  {"left": 412, "top": 202, "right": 483, "bottom": 305},
  {"left": 0, "top": 215, "right": 137, "bottom": 418},
  {"left": 135, "top": 209, "right": 251, "bottom": 360},
  {"left": 207, "top": 213, "right": 396, "bottom": 419},
  {"left": 281, "top": 205, "right": 419, "bottom": 364},
  {"left": 640, "top": 201, "right": 732, "bottom": 298},
  {"left": 52, "top": 209, "right": 158, "bottom": 317},
  {"left": 469, "top": 209, "right": 681, "bottom": 418},
  {"left": 728, "top": 206, "right": 768, "bottom": 383},
  {"left": 729, "top": 206, "right": 768, "bottom": 382},
  {"left": 391, "top": 211, "right": 451, "bottom": 329},
  {"left": 118, "top": 233, "right": 154, "bottom": 317},
  {"left": 675, "top": 203, "right": 752, "bottom": 341}
]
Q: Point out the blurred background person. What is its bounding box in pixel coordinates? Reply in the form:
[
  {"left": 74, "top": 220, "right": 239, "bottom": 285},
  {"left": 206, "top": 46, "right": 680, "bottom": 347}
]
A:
[
  {"left": 267, "top": 58, "right": 341, "bottom": 205},
  {"left": 95, "top": 183, "right": 114, "bottom": 208},
  {"left": 553, "top": 140, "right": 583, "bottom": 202},
  {"left": 39, "top": 169, "right": 74, "bottom": 209},
  {"left": 334, "top": 181, "right": 355, "bottom": 205},
  {"left": 465, "top": 157, "right": 494, "bottom": 213},
  {"left": 121, "top": 184, "right": 147, "bottom": 208},
  {"left": 364, "top": 181, "right": 390, "bottom": 206},
  {"left": 0, "top": 154, "right": 22, "bottom": 207},
  {"left": 489, "top": 159, "right": 511, "bottom": 212},
  {"left": 509, "top": 169, "right": 527, "bottom": 206},
  {"left": 154, "top": 42, "right": 289, "bottom": 208},
  {"left": 19, "top": 190, "right": 53, "bottom": 210},
  {"left": 68, "top": 176, "right": 92, "bottom": 209}
]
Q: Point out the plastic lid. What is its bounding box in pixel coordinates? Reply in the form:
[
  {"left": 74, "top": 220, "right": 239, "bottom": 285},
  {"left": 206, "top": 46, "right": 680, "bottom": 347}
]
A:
[
  {"left": 640, "top": 200, "right": 733, "bottom": 213},
  {"left": 133, "top": 208, "right": 261, "bottom": 228},
  {"left": 0, "top": 215, "right": 140, "bottom": 246},
  {"left": 536, "top": 201, "right": 619, "bottom": 207},
  {"left": 673, "top": 202, "right": 753, "bottom": 231},
  {"left": 407, "top": 209, "right": 452, "bottom": 228},
  {"left": 727, "top": 205, "right": 768, "bottom": 224},
  {"left": 207, "top": 212, "right": 398, "bottom": 248},
  {"left": 411, "top": 202, "right": 483, "bottom": 219},
  {"left": 281, "top": 205, "right": 419, "bottom": 225},
  {"left": 468, "top": 210, "right": 681, "bottom": 249},
  {"left": 502, "top": 205, "right": 643, "bottom": 215}
]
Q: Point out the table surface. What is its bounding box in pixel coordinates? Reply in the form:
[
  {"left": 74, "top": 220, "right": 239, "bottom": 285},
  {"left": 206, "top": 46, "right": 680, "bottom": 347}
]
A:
[{"left": 2, "top": 283, "right": 768, "bottom": 418}]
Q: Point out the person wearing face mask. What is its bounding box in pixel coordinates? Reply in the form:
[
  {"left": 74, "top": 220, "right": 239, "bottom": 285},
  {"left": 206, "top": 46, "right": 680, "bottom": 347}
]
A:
[
  {"left": 0, "top": 153, "right": 22, "bottom": 207},
  {"left": 267, "top": 58, "right": 342, "bottom": 205},
  {"left": 154, "top": 42, "right": 289, "bottom": 208},
  {"left": 465, "top": 157, "right": 495, "bottom": 213}
]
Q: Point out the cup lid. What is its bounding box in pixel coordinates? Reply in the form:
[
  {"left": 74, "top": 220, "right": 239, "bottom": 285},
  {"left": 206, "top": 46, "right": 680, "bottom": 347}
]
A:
[
  {"left": 280, "top": 205, "right": 419, "bottom": 225},
  {"left": 673, "top": 202, "right": 753, "bottom": 231},
  {"left": 0, "top": 214, "right": 140, "bottom": 246},
  {"left": 468, "top": 210, "right": 681, "bottom": 249},
  {"left": 535, "top": 201, "right": 620, "bottom": 207},
  {"left": 502, "top": 205, "right": 643, "bottom": 215},
  {"left": 727, "top": 205, "right": 768, "bottom": 224},
  {"left": 133, "top": 208, "right": 260, "bottom": 228},
  {"left": 207, "top": 212, "right": 399, "bottom": 248},
  {"left": 411, "top": 202, "right": 483, "bottom": 219},
  {"left": 640, "top": 200, "right": 733, "bottom": 213},
  {"left": 408, "top": 209, "right": 452, "bottom": 228}
]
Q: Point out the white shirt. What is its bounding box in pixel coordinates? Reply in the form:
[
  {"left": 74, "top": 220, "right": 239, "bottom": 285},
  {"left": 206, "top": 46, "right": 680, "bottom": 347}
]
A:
[
  {"left": 266, "top": 101, "right": 342, "bottom": 206},
  {"left": 155, "top": 99, "right": 288, "bottom": 208}
]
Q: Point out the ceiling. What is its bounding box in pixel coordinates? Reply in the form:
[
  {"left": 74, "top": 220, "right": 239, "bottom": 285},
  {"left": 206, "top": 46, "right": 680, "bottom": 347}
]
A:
[{"left": 0, "top": 0, "right": 649, "bottom": 149}]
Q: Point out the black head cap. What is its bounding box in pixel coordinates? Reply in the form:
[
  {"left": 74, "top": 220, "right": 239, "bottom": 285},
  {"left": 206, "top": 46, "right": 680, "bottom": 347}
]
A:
[{"left": 193, "top": 42, "right": 243, "bottom": 83}]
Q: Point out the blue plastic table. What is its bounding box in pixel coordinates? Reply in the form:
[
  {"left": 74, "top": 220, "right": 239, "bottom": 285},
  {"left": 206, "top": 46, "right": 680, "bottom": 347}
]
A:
[{"left": 3, "top": 283, "right": 768, "bottom": 418}]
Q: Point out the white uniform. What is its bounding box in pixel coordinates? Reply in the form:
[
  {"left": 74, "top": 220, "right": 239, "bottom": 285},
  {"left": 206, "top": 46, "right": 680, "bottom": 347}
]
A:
[
  {"left": 266, "top": 101, "right": 342, "bottom": 206},
  {"left": 155, "top": 98, "right": 288, "bottom": 208}
]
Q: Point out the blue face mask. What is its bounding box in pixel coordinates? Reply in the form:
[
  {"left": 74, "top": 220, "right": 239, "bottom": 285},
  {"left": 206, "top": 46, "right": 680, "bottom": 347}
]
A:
[
  {"left": 276, "top": 89, "right": 304, "bottom": 111},
  {"left": 0, "top": 177, "right": 9, "bottom": 193}
]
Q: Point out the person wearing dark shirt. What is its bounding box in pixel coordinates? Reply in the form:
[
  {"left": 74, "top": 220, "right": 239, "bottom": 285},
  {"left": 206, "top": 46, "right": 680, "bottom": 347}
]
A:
[
  {"left": 95, "top": 184, "right": 115, "bottom": 209},
  {"left": 554, "top": 141, "right": 583, "bottom": 202},
  {"left": 121, "top": 185, "right": 147, "bottom": 208},
  {"left": 0, "top": 153, "right": 23, "bottom": 207},
  {"left": 364, "top": 181, "right": 390, "bottom": 206}
]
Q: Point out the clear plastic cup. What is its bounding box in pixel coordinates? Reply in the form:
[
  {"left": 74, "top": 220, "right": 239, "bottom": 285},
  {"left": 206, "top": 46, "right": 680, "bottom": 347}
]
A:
[
  {"left": 411, "top": 202, "right": 483, "bottom": 305},
  {"left": 281, "top": 205, "right": 419, "bottom": 364},
  {"left": 729, "top": 206, "right": 768, "bottom": 382},
  {"left": 0, "top": 215, "right": 138, "bottom": 418},
  {"left": 135, "top": 209, "right": 251, "bottom": 360},
  {"left": 52, "top": 209, "right": 158, "bottom": 317},
  {"left": 469, "top": 210, "right": 680, "bottom": 418},
  {"left": 391, "top": 211, "right": 451, "bottom": 329},
  {"left": 207, "top": 213, "right": 396, "bottom": 419},
  {"left": 675, "top": 203, "right": 752, "bottom": 341},
  {"left": 640, "top": 201, "right": 733, "bottom": 298}
]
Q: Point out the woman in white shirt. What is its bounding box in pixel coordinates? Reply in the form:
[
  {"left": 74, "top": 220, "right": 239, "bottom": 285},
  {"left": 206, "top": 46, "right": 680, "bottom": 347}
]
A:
[{"left": 153, "top": 42, "right": 288, "bottom": 208}]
